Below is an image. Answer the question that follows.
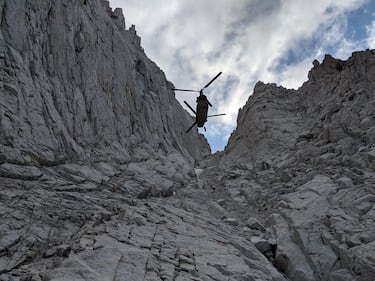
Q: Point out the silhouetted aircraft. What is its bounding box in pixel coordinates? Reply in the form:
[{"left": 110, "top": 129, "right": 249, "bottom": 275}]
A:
[{"left": 173, "top": 72, "right": 226, "bottom": 133}]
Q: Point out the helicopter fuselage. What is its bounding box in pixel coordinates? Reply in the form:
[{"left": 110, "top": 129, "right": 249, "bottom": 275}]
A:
[
  {"left": 196, "top": 95, "right": 209, "bottom": 127},
  {"left": 173, "top": 72, "right": 224, "bottom": 133}
]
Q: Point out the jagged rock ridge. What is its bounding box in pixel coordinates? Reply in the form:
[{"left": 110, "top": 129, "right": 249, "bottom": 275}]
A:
[{"left": 218, "top": 50, "right": 375, "bottom": 281}]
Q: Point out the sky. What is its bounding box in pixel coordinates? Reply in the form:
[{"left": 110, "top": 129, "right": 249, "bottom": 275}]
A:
[{"left": 110, "top": 0, "right": 375, "bottom": 152}]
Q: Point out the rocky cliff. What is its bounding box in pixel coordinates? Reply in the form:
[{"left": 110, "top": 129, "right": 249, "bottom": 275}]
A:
[
  {"left": 217, "top": 50, "right": 375, "bottom": 280},
  {"left": 0, "top": 0, "right": 210, "bottom": 169},
  {"left": 1, "top": 0, "right": 375, "bottom": 280}
]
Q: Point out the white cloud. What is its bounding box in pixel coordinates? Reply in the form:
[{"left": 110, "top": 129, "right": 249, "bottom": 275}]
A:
[
  {"left": 366, "top": 20, "right": 375, "bottom": 47},
  {"left": 276, "top": 58, "right": 312, "bottom": 89},
  {"left": 109, "top": 0, "right": 371, "bottom": 150}
]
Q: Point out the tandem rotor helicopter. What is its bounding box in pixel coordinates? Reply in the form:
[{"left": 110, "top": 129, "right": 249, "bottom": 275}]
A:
[{"left": 172, "top": 72, "right": 226, "bottom": 133}]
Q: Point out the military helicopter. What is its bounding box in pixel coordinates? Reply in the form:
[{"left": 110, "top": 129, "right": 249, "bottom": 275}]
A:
[{"left": 173, "top": 72, "right": 226, "bottom": 133}]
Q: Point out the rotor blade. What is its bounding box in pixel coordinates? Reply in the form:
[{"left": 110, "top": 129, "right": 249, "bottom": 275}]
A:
[
  {"left": 207, "top": 113, "right": 226, "bottom": 118},
  {"left": 202, "top": 72, "right": 222, "bottom": 89},
  {"left": 172, "top": 88, "right": 200, "bottom": 92},
  {"left": 184, "top": 101, "right": 196, "bottom": 115},
  {"left": 185, "top": 121, "right": 197, "bottom": 133}
]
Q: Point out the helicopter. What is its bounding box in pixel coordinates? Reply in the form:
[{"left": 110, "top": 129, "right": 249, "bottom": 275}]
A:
[{"left": 173, "top": 72, "right": 226, "bottom": 133}]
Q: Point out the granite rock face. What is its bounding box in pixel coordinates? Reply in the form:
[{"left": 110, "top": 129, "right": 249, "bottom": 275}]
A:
[
  {"left": 0, "top": 0, "right": 210, "bottom": 168},
  {"left": 0, "top": 1, "right": 286, "bottom": 280},
  {"left": 0, "top": 163, "right": 288, "bottom": 280},
  {"left": 220, "top": 50, "right": 375, "bottom": 281},
  {"left": 1, "top": 0, "right": 374, "bottom": 280}
]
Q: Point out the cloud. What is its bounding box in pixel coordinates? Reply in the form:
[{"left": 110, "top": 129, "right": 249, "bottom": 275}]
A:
[
  {"left": 366, "top": 20, "right": 375, "bottom": 47},
  {"left": 110, "top": 0, "right": 373, "bottom": 150}
]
